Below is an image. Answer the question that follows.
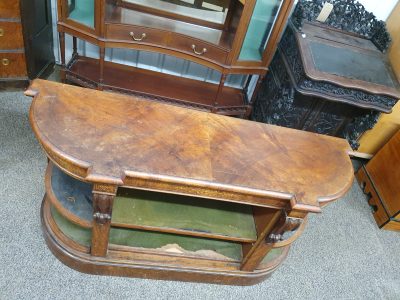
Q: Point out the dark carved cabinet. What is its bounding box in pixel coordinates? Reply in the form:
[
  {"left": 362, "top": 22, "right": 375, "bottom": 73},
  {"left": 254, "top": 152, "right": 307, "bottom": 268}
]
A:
[
  {"left": 0, "top": 0, "right": 54, "bottom": 88},
  {"left": 252, "top": 0, "right": 400, "bottom": 149}
]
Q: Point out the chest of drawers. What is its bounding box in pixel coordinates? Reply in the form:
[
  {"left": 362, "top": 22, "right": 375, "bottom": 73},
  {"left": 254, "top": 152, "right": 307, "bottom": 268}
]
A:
[{"left": 0, "top": 0, "right": 55, "bottom": 89}]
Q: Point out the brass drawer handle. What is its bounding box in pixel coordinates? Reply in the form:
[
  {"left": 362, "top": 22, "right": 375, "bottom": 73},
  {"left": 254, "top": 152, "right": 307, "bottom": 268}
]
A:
[
  {"left": 129, "top": 32, "right": 146, "bottom": 41},
  {"left": 0, "top": 28, "right": 4, "bottom": 37},
  {"left": 191, "top": 44, "right": 207, "bottom": 55},
  {"left": 2, "top": 58, "right": 10, "bottom": 66}
]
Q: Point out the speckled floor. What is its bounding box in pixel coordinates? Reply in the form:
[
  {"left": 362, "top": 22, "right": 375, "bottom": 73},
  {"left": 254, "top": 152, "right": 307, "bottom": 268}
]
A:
[{"left": 0, "top": 88, "right": 399, "bottom": 300}]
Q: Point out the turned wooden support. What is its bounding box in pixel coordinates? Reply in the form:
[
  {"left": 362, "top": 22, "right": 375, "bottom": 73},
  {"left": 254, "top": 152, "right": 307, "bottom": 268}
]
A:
[
  {"left": 213, "top": 74, "right": 227, "bottom": 109},
  {"left": 98, "top": 47, "right": 105, "bottom": 90},
  {"left": 72, "top": 36, "right": 78, "bottom": 57},
  {"left": 241, "top": 209, "right": 304, "bottom": 271},
  {"left": 91, "top": 184, "right": 117, "bottom": 257},
  {"left": 59, "top": 32, "right": 66, "bottom": 82}
]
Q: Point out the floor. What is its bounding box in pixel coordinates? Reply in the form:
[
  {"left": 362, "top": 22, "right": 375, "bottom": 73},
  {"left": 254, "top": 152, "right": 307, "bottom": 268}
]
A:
[{"left": 0, "top": 85, "right": 399, "bottom": 300}]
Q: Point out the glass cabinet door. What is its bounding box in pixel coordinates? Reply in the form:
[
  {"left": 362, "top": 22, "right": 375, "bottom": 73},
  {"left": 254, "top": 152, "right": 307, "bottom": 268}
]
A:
[
  {"left": 66, "top": 0, "right": 95, "bottom": 28},
  {"left": 238, "top": 0, "right": 283, "bottom": 61}
]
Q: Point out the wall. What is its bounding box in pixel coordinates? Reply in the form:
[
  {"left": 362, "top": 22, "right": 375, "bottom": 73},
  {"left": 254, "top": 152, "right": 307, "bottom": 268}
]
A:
[{"left": 357, "top": 0, "right": 398, "bottom": 20}]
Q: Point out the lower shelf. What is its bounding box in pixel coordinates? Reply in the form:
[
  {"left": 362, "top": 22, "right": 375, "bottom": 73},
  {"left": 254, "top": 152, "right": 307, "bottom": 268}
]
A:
[
  {"left": 65, "top": 55, "right": 250, "bottom": 116},
  {"left": 51, "top": 204, "right": 243, "bottom": 261},
  {"left": 42, "top": 196, "right": 290, "bottom": 285},
  {"left": 47, "top": 163, "right": 258, "bottom": 243}
]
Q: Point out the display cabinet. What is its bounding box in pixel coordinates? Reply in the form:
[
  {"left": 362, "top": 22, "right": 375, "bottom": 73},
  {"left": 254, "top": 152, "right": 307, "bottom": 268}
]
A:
[{"left": 57, "top": 0, "right": 294, "bottom": 116}]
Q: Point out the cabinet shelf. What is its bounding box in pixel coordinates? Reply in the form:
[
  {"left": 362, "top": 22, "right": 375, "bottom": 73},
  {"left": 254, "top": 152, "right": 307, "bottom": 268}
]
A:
[
  {"left": 50, "top": 204, "right": 243, "bottom": 261},
  {"left": 47, "top": 163, "right": 258, "bottom": 243},
  {"left": 66, "top": 56, "right": 248, "bottom": 115}
]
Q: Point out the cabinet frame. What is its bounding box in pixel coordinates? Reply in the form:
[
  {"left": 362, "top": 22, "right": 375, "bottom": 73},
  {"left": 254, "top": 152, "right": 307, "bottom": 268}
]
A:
[{"left": 56, "top": 0, "right": 295, "bottom": 116}]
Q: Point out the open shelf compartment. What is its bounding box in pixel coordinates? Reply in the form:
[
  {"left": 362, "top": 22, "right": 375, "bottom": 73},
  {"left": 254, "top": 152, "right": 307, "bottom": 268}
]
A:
[{"left": 47, "top": 163, "right": 258, "bottom": 243}]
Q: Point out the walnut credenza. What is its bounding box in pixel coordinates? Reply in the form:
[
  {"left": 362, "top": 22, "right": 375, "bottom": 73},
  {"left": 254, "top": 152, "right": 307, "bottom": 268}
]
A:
[
  {"left": 357, "top": 130, "right": 400, "bottom": 231},
  {"left": 27, "top": 79, "right": 354, "bottom": 285}
]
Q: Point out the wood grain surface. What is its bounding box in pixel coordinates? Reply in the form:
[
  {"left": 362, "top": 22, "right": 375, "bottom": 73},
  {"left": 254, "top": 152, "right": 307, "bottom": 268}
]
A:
[{"left": 27, "top": 79, "right": 353, "bottom": 213}]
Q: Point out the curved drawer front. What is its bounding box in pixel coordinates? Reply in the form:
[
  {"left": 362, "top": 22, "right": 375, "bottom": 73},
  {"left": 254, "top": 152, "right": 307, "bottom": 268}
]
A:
[
  {"left": 106, "top": 24, "right": 168, "bottom": 46},
  {"left": 168, "top": 33, "right": 228, "bottom": 64}
]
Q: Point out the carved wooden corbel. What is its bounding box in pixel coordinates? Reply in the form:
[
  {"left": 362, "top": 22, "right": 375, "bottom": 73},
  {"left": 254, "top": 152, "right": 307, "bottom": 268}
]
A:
[
  {"left": 91, "top": 186, "right": 117, "bottom": 257},
  {"left": 266, "top": 211, "right": 304, "bottom": 244}
]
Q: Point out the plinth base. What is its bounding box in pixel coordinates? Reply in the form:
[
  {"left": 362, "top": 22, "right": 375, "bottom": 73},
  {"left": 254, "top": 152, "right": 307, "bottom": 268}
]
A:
[{"left": 41, "top": 195, "right": 289, "bottom": 285}]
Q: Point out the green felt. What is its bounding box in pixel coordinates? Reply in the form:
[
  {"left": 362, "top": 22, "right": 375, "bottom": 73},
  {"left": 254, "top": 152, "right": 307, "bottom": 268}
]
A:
[
  {"left": 69, "top": 0, "right": 95, "bottom": 28},
  {"left": 51, "top": 205, "right": 92, "bottom": 246},
  {"left": 239, "top": 0, "right": 281, "bottom": 61},
  {"left": 50, "top": 204, "right": 242, "bottom": 260},
  {"left": 260, "top": 247, "right": 283, "bottom": 264},
  {"left": 112, "top": 189, "right": 257, "bottom": 241}
]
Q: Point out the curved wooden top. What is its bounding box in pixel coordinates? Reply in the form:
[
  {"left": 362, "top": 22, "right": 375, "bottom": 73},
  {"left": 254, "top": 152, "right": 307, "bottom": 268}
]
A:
[{"left": 27, "top": 80, "right": 354, "bottom": 213}]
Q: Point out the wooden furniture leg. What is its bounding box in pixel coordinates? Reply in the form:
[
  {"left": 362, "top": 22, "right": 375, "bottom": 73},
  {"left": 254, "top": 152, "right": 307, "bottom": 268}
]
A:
[
  {"left": 59, "top": 32, "right": 66, "bottom": 82},
  {"left": 241, "top": 209, "right": 304, "bottom": 271},
  {"left": 99, "top": 47, "right": 105, "bottom": 91},
  {"left": 72, "top": 36, "right": 78, "bottom": 57},
  {"left": 213, "top": 74, "right": 227, "bottom": 113}
]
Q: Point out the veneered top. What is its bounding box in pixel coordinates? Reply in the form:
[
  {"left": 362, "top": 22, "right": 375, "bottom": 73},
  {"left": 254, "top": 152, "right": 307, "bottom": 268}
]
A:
[{"left": 27, "top": 80, "right": 354, "bottom": 213}]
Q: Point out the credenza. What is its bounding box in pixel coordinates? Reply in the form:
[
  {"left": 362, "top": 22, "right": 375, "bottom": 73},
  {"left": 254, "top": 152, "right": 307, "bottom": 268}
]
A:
[{"left": 27, "top": 79, "right": 354, "bottom": 285}]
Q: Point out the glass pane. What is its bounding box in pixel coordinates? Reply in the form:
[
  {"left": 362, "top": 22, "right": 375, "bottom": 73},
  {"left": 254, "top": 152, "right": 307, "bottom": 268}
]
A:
[
  {"left": 67, "top": 0, "right": 95, "bottom": 28},
  {"left": 238, "top": 0, "right": 283, "bottom": 61},
  {"left": 121, "top": 0, "right": 231, "bottom": 24}
]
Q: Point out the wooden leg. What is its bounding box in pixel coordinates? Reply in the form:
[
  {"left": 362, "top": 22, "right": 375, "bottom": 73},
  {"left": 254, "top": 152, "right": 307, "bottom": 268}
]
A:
[
  {"left": 241, "top": 208, "right": 282, "bottom": 271},
  {"left": 91, "top": 192, "right": 115, "bottom": 257},
  {"left": 241, "top": 209, "right": 304, "bottom": 271},
  {"left": 72, "top": 36, "right": 78, "bottom": 57},
  {"left": 59, "top": 32, "right": 66, "bottom": 82},
  {"left": 99, "top": 47, "right": 105, "bottom": 91},
  {"left": 213, "top": 74, "right": 227, "bottom": 113}
]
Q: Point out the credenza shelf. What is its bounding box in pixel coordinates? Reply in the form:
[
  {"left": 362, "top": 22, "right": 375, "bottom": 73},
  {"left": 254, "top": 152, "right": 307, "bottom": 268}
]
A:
[{"left": 46, "top": 163, "right": 258, "bottom": 243}]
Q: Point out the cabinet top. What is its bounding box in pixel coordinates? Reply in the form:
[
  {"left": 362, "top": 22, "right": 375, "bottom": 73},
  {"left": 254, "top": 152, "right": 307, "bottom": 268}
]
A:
[{"left": 27, "top": 80, "right": 353, "bottom": 213}]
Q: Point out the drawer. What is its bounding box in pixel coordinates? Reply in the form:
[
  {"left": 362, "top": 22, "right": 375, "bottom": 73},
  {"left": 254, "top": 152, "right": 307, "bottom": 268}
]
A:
[
  {"left": 0, "top": 52, "right": 27, "bottom": 78},
  {"left": 0, "top": 1, "right": 20, "bottom": 19},
  {"left": 0, "top": 22, "right": 24, "bottom": 50},
  {"left": 106, "top": 24, "right": 168, "bottom": 46},
  {"left": 168, "top": 34, "right": 228, "bottom": 64}
]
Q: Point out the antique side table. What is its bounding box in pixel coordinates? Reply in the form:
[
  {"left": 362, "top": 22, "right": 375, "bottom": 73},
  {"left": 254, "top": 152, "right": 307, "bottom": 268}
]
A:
[
  {"left": 27, "top": 79, "right": 354, "bottom": 285},
  {"left": 253, "top": 21, "right": 400, "bottom": 149}
]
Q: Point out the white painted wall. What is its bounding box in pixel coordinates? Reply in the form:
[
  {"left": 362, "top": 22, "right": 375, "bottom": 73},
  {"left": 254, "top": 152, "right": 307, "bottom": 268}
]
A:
[{"left": 357, "top": 0, "right": 398, "bottom": 20}]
